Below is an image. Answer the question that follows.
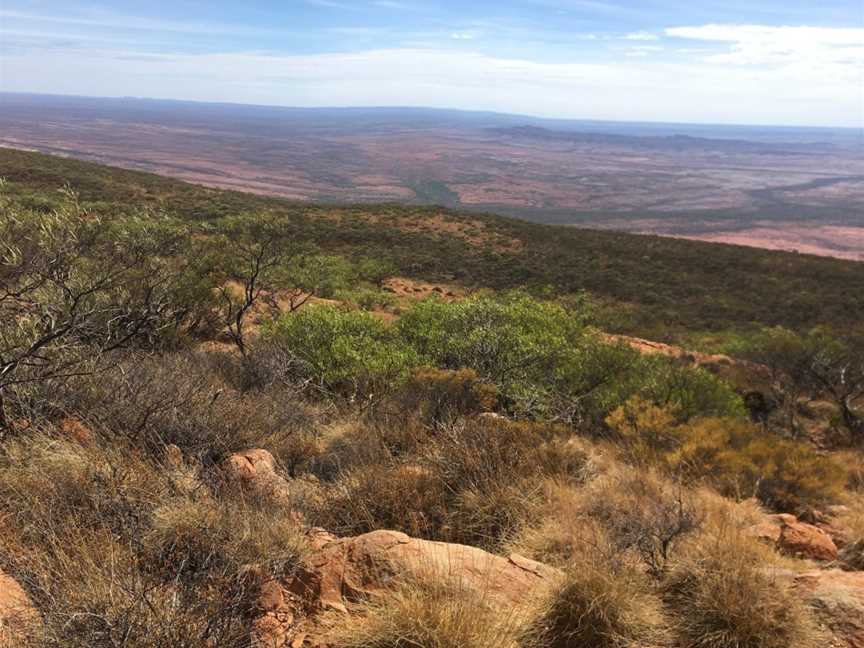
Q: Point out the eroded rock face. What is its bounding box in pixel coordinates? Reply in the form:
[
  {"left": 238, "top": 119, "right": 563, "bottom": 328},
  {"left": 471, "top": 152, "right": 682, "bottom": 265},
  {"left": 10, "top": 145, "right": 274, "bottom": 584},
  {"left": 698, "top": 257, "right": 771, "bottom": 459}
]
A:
[
  {"left": 747, "top": 513, "right": 839, "bottom": 562},
  {"left": 793, "top": 570, "right": 864, "bottom": 647},
  {"left": 0, "top": 569, "right": 41, "bottom": 643},
  {"left": 250, "top": 528, "right": 562, "bottom": 647}
]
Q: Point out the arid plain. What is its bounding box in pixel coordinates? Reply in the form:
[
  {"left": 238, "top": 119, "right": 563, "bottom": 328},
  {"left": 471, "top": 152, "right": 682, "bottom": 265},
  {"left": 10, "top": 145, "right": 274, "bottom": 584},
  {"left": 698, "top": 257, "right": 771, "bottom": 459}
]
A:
[{"left": 1, "top": 93, "right": 862, "bottom": 259}]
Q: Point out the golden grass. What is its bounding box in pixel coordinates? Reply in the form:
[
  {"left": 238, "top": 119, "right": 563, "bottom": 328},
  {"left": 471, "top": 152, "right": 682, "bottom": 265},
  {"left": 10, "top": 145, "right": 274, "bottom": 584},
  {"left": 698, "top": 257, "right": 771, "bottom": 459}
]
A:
[
  {"left": 665, "top": 523, "right": 824, "bottom": 648},
  {"left": 322, "top": 580, "right": 527, "bottom": 648}
]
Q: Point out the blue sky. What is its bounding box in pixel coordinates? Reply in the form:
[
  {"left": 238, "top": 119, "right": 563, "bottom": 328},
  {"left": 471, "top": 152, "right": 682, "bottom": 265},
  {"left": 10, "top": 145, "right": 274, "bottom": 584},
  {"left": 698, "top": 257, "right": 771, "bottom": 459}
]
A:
[{"left": 1, "top": 0, "right": 862, "bottom": 126}]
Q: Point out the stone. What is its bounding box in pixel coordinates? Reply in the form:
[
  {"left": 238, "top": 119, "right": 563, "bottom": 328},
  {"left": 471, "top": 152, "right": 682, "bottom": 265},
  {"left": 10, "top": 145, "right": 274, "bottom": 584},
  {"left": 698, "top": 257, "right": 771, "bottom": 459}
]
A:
[
  {"left": 0, "top": 569, "right": 41, "bottom": 643},
  {"left": 793, "top": 570, "right": 864, "bottom": 647},
  {"left": 222, "top": 449, "right": 291, "bottom": 500},
  {"left": 747, "top": 514, "right": 839, "bottom": 562}
]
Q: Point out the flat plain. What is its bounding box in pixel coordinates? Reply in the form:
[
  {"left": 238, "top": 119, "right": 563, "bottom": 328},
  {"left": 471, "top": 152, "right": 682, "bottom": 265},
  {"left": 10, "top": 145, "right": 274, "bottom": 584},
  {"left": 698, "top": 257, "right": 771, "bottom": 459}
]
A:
[{"left": 1, "top": 93, "right": 861, "bottom": 259}]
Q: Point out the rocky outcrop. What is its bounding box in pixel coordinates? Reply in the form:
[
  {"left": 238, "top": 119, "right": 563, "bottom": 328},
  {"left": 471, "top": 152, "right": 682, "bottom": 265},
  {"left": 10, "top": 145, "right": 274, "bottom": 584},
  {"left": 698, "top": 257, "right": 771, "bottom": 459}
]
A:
[
  {"left": 793, "top": 570, "right": 864, "bottom": 647},
  {"left": 0, "top": 569, "right": 40, "bottom": 643},
  {"left": 250, "top": 528, "right": 561, "bottom": 647},
  {"left": 222, "top": 449, "right": 290, "bottom": 500},
  {"left": 747, "top": 513, "right": 839, "bottom": 562}
]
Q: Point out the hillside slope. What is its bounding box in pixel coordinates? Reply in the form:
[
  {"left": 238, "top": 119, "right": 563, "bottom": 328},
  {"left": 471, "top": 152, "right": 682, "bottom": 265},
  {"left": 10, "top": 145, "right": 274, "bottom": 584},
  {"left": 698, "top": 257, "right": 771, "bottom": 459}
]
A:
[{"left": 1, "top": 147, "right": 862, "bottom": 342}]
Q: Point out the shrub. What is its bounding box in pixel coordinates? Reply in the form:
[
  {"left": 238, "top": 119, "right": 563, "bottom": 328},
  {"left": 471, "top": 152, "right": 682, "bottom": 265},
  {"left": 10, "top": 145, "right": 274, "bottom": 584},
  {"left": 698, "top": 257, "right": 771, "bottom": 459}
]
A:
[
  {"left": 317, "top": 418, "right": 587, "bottom": 550},
  {"left": 43, "top": 350, "right": 318, "bottom": 462},
  {"left": 665, "top": 527, "right": 824, "bottom": 648},
  {"left": 337, "top": 286, "right": 397, "bottom": 311},
  {"left": 525, "top": 554, "right": 668, "bottom": 648},
  {"left": 580, "top": 468, "right": 703, "bottom": 576},
  {"left": 606, "top": 398, "right": 846, "bottom": 512},
  {"left": 387, "top": 367, "right": 498, "bottom": 425},
  {"left": 263, "top": 305, "right": 418, "bottom": 399},
  {"left": 396, "top": 293, "right": 589, "bottom": 412},
  {"left": 668, "top": 417, "right": 846, "bottom": 511},
  {"left": 323, "top": 581, "right": 524, "bottom": 648}
]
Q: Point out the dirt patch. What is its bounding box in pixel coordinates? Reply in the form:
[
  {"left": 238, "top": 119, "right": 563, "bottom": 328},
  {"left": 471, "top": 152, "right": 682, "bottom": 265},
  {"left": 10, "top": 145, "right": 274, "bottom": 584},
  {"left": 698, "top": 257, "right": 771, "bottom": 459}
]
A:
[
  {"left": 381, "top": 277, "right": 466, "bottom": 301},
  {"left": 670, "top": 225, "right": 864, "bottom": 261}
]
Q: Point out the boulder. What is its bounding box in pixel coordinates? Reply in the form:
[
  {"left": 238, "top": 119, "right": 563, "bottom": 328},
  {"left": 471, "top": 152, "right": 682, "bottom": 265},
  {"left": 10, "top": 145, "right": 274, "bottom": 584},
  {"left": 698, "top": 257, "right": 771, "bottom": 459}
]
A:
[
  {"left": 747, "top": 514, "right": 838, "bottom": 562},
  {"left": 222, "top": 449, "right": 290, "bottom": 500},
  {"left": 793, "top": 570, "right": 864, "bottom": 647},
  {"left": 0, "top": 569, "right": 41, "bottom": 643},
  {"left": 251, "top": 528, "right": 562, "bottom": 646}
]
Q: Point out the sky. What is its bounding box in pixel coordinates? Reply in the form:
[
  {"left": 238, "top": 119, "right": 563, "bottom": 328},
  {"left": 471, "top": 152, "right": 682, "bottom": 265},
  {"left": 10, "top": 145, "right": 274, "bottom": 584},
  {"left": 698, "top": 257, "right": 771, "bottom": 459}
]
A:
[{"left": 1, "top": 0, "right": 862, "bottom": 127}]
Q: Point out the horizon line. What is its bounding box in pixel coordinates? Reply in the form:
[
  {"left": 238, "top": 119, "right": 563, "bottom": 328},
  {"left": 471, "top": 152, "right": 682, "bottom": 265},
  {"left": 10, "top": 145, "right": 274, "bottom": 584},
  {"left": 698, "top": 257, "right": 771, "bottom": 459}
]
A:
[{"left": 3, "top": 90, "right": 861, "bottom": 133}]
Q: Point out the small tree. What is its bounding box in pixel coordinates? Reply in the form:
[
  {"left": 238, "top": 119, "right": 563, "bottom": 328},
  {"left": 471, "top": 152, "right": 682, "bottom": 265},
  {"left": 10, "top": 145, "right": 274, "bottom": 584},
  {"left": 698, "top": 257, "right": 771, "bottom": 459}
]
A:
[
  {"left": 0, "top": 187, "right": 199, "bottom": 428},
  {"left": 742, "top": 327, "right": 864, "bottom": 441},
  {"left": 800, "top": 329, "right": 864, "bottom": 440},
  {"left": 210, "top": 214, "right": 311, "bottom": 356}
]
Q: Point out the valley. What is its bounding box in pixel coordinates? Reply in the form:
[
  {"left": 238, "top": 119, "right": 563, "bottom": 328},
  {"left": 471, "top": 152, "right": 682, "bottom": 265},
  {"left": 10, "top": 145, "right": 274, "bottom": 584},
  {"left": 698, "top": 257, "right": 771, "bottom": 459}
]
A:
[{"left": 2, "top": 93, "right": 861, "bottom": 259}]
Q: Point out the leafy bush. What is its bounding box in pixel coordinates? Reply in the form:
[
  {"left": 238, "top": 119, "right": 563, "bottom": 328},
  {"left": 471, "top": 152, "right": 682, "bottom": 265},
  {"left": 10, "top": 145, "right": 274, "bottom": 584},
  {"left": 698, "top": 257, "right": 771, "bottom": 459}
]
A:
[
  {"left": 397, "top": 293, "right": 588, "bottom": 411},
  {"left": 263, "top": 305, "right": 418, "bottom": 398}
]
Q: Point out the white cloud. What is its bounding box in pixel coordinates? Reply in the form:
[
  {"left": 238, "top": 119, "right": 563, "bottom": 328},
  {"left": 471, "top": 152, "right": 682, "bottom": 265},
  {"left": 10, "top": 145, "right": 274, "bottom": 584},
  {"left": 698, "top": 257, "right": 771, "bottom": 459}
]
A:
[
  {"left": 666, "top": 24, "right": 864, "bottom": 81},
  {"left": 623, "top": 31, "right": 659, "bottom": 41},
  {"left": 1, "top": 45, "right": 859, "bottom": 127}
]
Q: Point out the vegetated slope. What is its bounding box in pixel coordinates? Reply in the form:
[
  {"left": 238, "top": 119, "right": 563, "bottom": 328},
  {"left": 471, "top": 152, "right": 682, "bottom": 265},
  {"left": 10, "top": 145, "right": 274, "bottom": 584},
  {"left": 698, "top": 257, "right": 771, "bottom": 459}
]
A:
[
  {"left": 2, "top": 146, "right": 863, "bottom": 340},
  {"left": 3, "top": 146, "right": 864, "bottom": 648}
]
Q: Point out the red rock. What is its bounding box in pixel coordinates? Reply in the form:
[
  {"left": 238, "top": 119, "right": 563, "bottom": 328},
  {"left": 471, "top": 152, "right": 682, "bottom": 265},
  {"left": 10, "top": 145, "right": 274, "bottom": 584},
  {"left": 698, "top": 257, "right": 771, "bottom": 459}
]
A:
[
  {"left": 251, "top": 528, "right": 562, "bottom": 646},
  {"left": 0, "top": 569, "right": 41, "bottom": 643},
  {"left": 747, "top": 514, "right": 839, "bottom": 562},
  {"left": 793, "top": 570, "right": 864, "bottom": 647},
  {"left": 222, "top": 449, "right": 290, "bottom": 500},
  {"left": 288, "top": 528, "right": 560, "bottom": 613}
]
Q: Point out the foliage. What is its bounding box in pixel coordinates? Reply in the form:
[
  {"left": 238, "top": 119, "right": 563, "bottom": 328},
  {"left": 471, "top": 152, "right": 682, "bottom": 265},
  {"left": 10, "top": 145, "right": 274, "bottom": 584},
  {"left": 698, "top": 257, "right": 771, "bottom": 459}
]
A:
[
  {"left": 388, "top": 367, "right": 498, "bottom": 425},
  {"left": 263, "top": 305, "right": 417, "bottom": 399},
  {"left": 4, "top": 148, "right": 864, "bottom": 343},
  {"left": 607, "top": 398, "right": 847, "bottom": 511},
  {"left": 740, "top": 326, "right": 864, "bottom": 439},
  {"left": 0, "top": 187, "right": 209, "bottom": 427}
]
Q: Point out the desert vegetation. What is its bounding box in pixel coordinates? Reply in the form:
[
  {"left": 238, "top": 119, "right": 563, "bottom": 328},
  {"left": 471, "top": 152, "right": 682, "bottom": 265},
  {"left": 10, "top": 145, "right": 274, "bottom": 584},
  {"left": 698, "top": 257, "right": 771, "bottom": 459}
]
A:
[{"left": 0, "top": 152, "right": 863, "bottom": 647}]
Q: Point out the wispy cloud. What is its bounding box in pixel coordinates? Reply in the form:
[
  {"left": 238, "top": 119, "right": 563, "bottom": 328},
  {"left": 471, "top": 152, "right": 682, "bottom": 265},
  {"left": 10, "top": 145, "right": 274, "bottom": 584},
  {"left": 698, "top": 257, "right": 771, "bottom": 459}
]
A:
[
  {"left": 0, "top": 8, "right": 283, "bottom": 37},
  {"left": 666, "top": 24, "right": 864, "bottom": 75},
  {"left": 623, "top": 31, "right": 659, "bottom": 41},
  {"left": 2, "top": 44, "right": 859, "bottom": 126}
]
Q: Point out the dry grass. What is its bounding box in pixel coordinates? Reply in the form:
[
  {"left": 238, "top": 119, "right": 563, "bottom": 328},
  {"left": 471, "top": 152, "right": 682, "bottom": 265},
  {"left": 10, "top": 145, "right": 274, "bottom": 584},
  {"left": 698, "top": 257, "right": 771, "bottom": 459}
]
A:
[
  {"left": 835, "top": 500, "right": 864, "bottom": 570},
  {"left": 665, "top": 522, "right": 824, "bottom": 648},
  {"left": 0, "top": 427, "right": 307, "bottom": 647},
  {"left": 322, "top": 580, "right": 527, "bottom": 648},
  {"left": 524, "top": 550, "right": 669, "bottom": 648}
]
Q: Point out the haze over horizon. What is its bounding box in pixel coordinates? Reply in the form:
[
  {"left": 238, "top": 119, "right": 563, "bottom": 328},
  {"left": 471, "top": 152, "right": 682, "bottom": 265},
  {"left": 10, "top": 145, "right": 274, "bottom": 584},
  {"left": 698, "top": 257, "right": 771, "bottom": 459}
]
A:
[{"left": 1, "top": 0, "right": 862, "bottom": 128}]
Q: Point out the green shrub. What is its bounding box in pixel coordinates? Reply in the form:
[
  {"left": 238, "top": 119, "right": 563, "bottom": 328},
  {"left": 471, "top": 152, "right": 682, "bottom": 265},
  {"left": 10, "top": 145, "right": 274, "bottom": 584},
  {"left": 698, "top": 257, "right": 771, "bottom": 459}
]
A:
[
  {"left": 397, "top": 293, "right": 587, "bottom": 401},
  {"left": 263, "top": 305, "right": 418, "bottom": 398}
]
